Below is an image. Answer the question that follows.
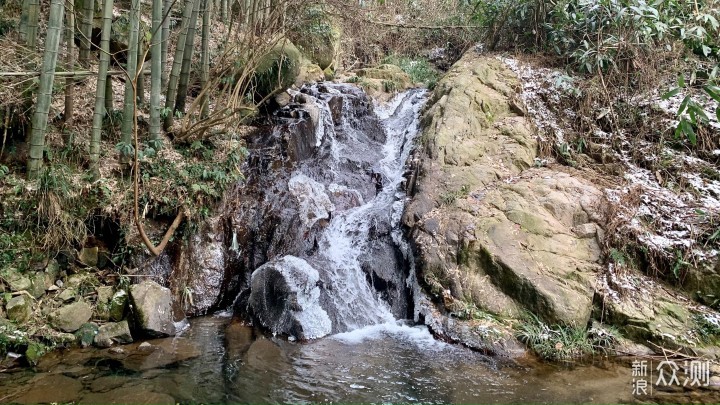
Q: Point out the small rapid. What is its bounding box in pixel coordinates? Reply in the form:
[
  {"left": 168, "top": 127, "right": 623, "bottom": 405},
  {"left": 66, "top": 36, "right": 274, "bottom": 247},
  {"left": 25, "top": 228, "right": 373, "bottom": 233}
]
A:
[{"left": 244, "top": 84, "right": 428, "bottom": 338}]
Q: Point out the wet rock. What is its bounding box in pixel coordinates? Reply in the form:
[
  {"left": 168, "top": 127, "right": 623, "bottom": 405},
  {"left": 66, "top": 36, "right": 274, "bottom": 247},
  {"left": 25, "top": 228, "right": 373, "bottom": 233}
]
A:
[
  {"left": 289, "top": 173, "right": 335, "bottom": 229},
  {"left": 248, "top": 256, "right": 332, "bottom": 339},
  {"left": 89, "top": 375, "right": 130, "bottom": 393},
  {"left": 170, "top": 216, "right": 227, "bottom": 316},
  {"left": 79, "top": 386, "right": 175, "bottom": 404},
  {"left": 75, "top": 322, "right": 99, "bottom": 347},
  {"left": 51, "top": 301, "right": 92, "bottom": 332},
  {"left": 129, "top": 280, "right": 176, "bottom": 337},
  {"left": 95, "top": 321, "right": 133, "bottom": 348},
  {"left": 7, "top": 295, "right": 31, "bottom": 322},
  {"left": 121, "top": 337, "right": 200, "bottom": 371},
  {"left": 109, "top": 290, "right": 128, "bottom": 321},
  {"left": 12, "top": 374, "right": 82, "bottom": 404}
]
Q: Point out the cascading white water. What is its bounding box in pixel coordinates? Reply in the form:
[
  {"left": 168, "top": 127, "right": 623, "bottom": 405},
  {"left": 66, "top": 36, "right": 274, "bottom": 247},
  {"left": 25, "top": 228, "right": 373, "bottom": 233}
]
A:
[
  {"left": 251, "top": 84, "right": 427, "bottom": 338},
  {"left": 315, "top": 89, "right": 427, "bottom": 331}
]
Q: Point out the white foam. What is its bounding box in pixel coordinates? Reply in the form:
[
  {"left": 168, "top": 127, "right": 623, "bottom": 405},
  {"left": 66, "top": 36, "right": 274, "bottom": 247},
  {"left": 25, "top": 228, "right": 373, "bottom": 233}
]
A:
[{"left": 331, "top": 321, "right": 446, "bottom": 350}]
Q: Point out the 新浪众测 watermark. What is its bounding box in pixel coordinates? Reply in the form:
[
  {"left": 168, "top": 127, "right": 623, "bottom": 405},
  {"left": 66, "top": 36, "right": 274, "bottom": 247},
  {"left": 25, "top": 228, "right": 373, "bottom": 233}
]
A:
[{"left": 632, "top": 359, "right": 717, "bottom": 395}]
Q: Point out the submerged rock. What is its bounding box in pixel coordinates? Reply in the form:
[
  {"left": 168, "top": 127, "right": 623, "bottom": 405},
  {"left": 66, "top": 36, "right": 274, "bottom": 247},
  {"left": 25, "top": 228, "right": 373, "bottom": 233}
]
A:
[
  {"left": 248, "top": 256, "right": 332, "bottom": 339},
  {"left": 129, "top": 280, "right": 176, "bottom": 337}
]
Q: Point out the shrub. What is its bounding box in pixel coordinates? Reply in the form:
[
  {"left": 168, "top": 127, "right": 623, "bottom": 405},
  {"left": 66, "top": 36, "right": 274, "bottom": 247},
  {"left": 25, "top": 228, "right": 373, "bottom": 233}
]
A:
[{"left": 516, "top": 314, "right": 617, "bottom": 360}]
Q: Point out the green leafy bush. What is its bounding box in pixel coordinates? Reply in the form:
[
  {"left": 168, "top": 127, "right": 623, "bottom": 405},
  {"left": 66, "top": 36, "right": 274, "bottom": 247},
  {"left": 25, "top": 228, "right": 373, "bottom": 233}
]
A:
[{"left": 382, "top": 54, "right": 439, "bottom": 89}]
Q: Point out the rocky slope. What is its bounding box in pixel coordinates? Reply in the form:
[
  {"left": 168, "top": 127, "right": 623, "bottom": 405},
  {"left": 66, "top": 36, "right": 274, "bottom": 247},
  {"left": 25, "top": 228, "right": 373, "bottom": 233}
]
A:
[{"left": 404, "top": 49, "right": 720, "bottom": 357}]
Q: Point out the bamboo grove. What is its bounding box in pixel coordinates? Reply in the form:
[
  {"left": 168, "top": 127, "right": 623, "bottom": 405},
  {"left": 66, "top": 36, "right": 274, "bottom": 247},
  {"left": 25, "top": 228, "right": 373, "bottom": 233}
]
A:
[{"left": 1, "top": 0, "right": 317, "bottom": 254}]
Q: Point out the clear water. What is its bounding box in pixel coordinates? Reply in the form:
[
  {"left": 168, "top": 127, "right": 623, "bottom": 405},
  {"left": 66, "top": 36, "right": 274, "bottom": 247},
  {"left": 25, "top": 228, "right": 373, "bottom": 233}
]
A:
[{"left": 0, "top": 315, "right": 655, "bottom": 404}]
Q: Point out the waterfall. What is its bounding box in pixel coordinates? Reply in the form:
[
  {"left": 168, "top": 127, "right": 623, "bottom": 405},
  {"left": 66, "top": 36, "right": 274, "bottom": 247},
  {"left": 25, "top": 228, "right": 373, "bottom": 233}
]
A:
[{"left": 244, "top": 84, "right": 427, "bottom": 339}]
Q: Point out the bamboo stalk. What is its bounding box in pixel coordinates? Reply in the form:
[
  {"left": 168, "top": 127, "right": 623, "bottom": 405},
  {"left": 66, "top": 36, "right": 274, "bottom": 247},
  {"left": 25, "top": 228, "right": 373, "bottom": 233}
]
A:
[
  {"left": 64, "top": 2, "right": 75, "bottom": 127},
  {"left": 149, "top": 0, "right": 164, "bottom": 140},
  {"left": 89, "top": 0, "right": 114, "bottom": 165},
  {"left": 27, "top": 0, "right": 65, "bottom": 178}
]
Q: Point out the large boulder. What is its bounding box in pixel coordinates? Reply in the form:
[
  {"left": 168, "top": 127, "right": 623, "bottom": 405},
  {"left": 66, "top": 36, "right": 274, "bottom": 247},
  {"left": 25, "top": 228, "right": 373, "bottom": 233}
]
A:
[
  {"left": 51, "top": 301, "right": 92, "bottom": 332},
  {"left": 252, "top": 39, "right": 302, "bottom": 99},
  {"left": 405, "top": 53, "right": 603, "bottom": 327},
  {"left": 129, "top": 280, "right": 176, "bottom": 337},
  {"left": 287, "top": 6, "right": 340, "bottom": 70},
  {"left": 248, "top": 256, "right": 332, "bottom": 340}
]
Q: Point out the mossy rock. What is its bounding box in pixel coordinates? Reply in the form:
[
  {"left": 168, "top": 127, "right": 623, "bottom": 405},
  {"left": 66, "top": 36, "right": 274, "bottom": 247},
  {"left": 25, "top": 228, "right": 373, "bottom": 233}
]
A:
[
  {"left": 25, "top": 342, "right": 46, "bottom": 365},
  {"left": 356, "top": 64, "right": 412, "bottom": 88},
  {"left": 287, "top": 6, "right": 340, "bottom": 70},
  {"left": 253, "top": 39, "right": 302, "bottom": 100},
  {"left": 74, "top": 322, "right": 99, "bottom": 347},
  {"left": 295, "top": 58, "right": 325, "bottom": 86}
]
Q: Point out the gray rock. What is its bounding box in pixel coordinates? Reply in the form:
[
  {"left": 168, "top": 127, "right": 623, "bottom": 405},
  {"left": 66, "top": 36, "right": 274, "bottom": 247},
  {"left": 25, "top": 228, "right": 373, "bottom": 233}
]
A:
[
  {"left": 1, "top": 270, "right": 31, "bottom": 292},
  {"left": 51, "top": 301, "right": 92, "bottom": 332},
  {"left": 94, "top": 321, "right": 133, "bottom": 348},
  {"left": 404, "top": 54, "right": 603, "bottom": 327},
  {"left": 56, "top": 287, "right": 77, "bottom": 302},
  {"left": 248, "top": 256, "right": 332, "bottom": 340},
  {"left": 6, "top": 296, "right": 31, "bottom": 322},
  {"left": 129, "top": 280, "right": 176, "bottom": 337},
  {"left": 28, "top": 273, "right": 47, "bottom": 299}
]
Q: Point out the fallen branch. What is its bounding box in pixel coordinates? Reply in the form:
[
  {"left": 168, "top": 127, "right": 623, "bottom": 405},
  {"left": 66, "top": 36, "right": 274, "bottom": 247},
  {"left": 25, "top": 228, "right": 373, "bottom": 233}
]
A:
[{"left": 369, "top": 20, "right": 484, "bottom": 30}]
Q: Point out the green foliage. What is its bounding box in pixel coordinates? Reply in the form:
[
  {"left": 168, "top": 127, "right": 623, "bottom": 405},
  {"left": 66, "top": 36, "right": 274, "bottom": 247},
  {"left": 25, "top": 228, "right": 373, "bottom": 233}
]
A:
[
  {"left": 0, "top": 164, "right": 8, "bottom": 181},
  {"left": 382, "top": 55, "right": 439, "bottom": 89},
  {"left": 24, "top": 342, "right": 47, "bottom": 365},
  {"left": 662, "top": 68, "right": 720, "bottom": 145},
  {"left": 141, "top": 141, "right": 247, "bottom": 220},
  {"left": 694, "top": 313, "right": 720, "bottom": 343},
  {"left": 516, "top": 315, "right": 616, "bottom": 360}
]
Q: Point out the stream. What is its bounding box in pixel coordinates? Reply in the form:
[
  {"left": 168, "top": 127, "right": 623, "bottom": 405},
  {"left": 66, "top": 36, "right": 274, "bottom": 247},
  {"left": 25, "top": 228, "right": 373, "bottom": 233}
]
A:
[{"left": 0, "top": 315, "right": 640, "bottom": 404}]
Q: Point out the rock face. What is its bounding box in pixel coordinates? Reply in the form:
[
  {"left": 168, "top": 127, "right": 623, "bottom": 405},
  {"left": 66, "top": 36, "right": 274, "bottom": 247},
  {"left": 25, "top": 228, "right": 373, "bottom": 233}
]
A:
[
  {"left": 248, "top": 256, "right": 332, "bottom": 339},
  {"left": 404, "top": 52, "right": 604, "bottom": 327},
  {"left": 129, "top": 281, "right": 176, "bottom": 337},
  {"left": 51, "top": 301, "right": 93, "bottom": 333}
]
